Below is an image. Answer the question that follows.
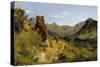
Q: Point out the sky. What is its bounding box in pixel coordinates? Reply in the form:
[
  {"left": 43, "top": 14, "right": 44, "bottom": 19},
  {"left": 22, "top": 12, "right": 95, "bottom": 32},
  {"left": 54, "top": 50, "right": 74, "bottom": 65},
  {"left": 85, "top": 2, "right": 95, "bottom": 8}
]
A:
[{"left": 14, "top": 1, "right": 97, "bottom": 26}]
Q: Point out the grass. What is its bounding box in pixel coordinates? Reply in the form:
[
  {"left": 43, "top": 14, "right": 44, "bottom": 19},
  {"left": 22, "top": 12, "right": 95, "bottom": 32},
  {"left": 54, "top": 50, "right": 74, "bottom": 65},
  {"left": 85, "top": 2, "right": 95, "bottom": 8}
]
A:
[
  {"left": 78, "top": 30, "right": 96, "bottom": 40},
  {"left": 14, "top": 30, "right": 42, "bottom": 65},
  {"left": 14, "top": 30, "right": 97, "bottom": 65}
]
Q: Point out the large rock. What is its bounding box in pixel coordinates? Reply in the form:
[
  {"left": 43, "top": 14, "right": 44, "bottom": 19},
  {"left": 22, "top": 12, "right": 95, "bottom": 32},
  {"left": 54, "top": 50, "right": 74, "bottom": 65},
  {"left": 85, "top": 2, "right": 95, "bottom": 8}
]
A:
[{"left": 34, "top": 16, "right": 48, "bottom": 41}]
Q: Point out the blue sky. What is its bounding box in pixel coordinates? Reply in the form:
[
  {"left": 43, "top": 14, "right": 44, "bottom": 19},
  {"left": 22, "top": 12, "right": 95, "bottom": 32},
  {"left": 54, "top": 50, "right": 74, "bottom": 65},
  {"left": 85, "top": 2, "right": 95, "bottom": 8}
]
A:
[{"left": 14, "top": 1, "right": 97, "bottom": 26}]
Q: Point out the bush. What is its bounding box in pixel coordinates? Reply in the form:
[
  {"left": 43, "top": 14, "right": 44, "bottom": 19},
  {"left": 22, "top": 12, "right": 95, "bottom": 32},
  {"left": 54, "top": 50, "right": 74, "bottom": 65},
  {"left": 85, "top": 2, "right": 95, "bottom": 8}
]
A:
[{"left": 14, "top": 30, "right": 42, "bottom": 65}]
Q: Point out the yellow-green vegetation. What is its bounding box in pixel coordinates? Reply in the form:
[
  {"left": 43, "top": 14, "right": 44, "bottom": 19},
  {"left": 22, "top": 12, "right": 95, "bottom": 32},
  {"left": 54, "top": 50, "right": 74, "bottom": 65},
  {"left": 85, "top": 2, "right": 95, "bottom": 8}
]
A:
[
  {"left": 78, "top": 30, "right": 96, "bottom": 40},
  {"left": 14, "top": 30, "right": 97, "bottom": 65},
  {"left": 14, "top": 30, "right": 42, "bottom": 65},
  {"left": 14, "top": 30, "right": 66, "bottom": 65},
  {"left": 61, "top": 42, "right": 97, "bottom": 62}
]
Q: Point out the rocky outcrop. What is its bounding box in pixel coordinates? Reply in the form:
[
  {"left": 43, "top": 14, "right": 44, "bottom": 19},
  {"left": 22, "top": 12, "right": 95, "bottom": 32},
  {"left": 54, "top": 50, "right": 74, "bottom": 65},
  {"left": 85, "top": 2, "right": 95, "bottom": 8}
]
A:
[{"left": 34, "top": 16, "right": 48, "bottom": 42}]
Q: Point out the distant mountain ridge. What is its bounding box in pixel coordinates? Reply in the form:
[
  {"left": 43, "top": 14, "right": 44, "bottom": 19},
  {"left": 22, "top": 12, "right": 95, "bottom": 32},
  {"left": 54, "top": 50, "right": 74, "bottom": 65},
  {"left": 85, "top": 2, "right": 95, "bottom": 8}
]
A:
[
  {"left": 29, "top": 17, "right": 97, "bottom": 40},
  {"left": 46, "top": 23, "right": 73, "bottom": 38},
  {"left": 74, "top": 18, "right": 97, "bottom": 34},
  {"left": 47, "top": 18, "right": 97, "bottom": 39}
]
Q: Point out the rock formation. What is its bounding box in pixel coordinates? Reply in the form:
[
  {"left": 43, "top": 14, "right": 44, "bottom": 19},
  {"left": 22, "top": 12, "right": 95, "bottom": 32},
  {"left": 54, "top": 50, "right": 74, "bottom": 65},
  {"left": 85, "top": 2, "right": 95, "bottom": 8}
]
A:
[{"left": 34, "top": 16, "right": 48, "bottom": 42}]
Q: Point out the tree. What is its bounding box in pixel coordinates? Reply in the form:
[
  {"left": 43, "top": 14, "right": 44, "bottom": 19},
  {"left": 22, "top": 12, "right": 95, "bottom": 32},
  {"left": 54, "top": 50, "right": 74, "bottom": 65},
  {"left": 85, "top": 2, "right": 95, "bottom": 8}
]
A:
[{"left": 14, "top": 8, "right": 26, "bottom": 32}]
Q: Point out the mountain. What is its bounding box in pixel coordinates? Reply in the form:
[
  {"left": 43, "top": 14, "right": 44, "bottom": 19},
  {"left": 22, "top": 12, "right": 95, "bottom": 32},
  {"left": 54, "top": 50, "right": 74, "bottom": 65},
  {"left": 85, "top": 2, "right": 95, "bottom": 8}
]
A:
[
  {"left": 47, "top": 18, "right": 97, "bottom": 39},
  {"left": 70, "top": 21, "right": 85, "bottom": 34},
  {"left": 75, "top": 18, "right": 97, "bottom": 34},
  {"left": 46, "top": 18, "right": 97, "bottom": 47},
  {"left": 28, "top": 17, "right": 97, "bottom": 40},
  {"left": 46, "top": 23, "right": 73, "bottom": 38},
  {"left": 64, "top": 18, "right": 97, "bottom": 47},
  {"left": 64, "top": 18, "right": 97, "bottom": 37}
]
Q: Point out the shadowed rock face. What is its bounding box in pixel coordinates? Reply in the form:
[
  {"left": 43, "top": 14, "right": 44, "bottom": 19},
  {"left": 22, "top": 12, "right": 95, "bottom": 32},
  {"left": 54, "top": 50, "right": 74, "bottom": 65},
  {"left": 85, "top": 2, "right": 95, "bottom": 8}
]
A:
[
  {"left": 76, "top": 18, "right": 97, "bottom": 34},
  {"left": 34, "top": 16, "right": 48, "bottom": 41}
]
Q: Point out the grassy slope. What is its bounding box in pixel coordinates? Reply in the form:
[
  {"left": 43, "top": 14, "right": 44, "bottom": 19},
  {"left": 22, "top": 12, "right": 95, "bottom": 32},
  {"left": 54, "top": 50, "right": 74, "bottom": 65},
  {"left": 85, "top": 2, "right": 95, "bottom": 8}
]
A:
[{"left": 14, "top": 29, "right": 97, "bottom": 65}]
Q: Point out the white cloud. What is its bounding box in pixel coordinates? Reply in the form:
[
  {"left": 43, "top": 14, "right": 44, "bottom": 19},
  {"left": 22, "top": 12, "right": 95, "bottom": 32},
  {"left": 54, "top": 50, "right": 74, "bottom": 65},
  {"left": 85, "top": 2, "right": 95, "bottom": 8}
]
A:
[
  {"left": 56, "top": 21, "right": 65, "bottom": 25},
  {"left": 50, "top": 14, "right": 61, "bottom": 19},
  {"left": 53, "top": 15, "right": 59, "bottom": 18},
  {"left": 62, "top": 11, "right": 69, "bottom": 16},
  {"left": 57, "top": 21, "right": 63, "bottom": 24},
  {"left": 25, "top": 10, "right": 34, "bottom": 14},
  {"left": 50, "top": 11, "right": 69, "bottom": 19}
]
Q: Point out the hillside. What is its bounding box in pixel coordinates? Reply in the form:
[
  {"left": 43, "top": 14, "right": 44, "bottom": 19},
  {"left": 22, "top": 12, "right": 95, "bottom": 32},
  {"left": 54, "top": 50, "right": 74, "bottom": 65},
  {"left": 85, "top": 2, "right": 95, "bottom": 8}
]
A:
[
  {"left": 75, "top": 18, "right": 97, "bottom": 34},
  {"left": 47, "top": 18, "right": 97, "bottom": 39},
  {"left": 64, "top": 18, "right": 97, "bottom": 48},
  {"left": 47, "top": 23, "right": 73, "bottom": 38},
  {"left": 13, "top": 8, "right": 97, "bottom": 65}
]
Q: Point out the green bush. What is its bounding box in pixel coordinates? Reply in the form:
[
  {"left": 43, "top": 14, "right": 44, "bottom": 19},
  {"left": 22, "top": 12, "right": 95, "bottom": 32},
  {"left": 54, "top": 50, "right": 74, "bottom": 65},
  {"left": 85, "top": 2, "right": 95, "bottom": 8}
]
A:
[{"left": 14, "top": 30, "right": 42, "bottom": 65}]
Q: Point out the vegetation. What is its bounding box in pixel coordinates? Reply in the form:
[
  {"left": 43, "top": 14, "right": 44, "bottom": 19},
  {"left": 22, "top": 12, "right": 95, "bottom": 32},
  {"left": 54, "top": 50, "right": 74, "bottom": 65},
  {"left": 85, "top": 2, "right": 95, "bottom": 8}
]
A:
[{"left": 13, "top": 8, "right": 97, "bottom": 65}]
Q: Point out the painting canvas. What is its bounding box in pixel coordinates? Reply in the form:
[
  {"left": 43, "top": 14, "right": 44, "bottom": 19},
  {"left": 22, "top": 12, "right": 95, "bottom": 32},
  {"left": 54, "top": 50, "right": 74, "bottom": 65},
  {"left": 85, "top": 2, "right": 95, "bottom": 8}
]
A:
[{"left": 11, "top": 1, "right": 97, "bottom": 66}]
